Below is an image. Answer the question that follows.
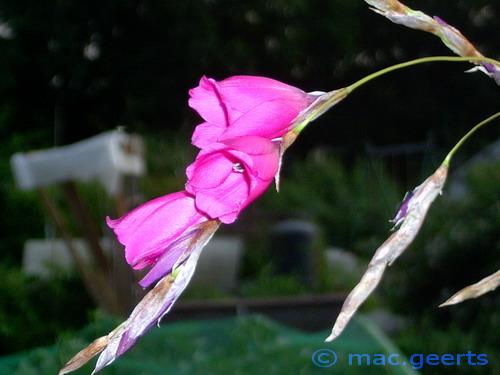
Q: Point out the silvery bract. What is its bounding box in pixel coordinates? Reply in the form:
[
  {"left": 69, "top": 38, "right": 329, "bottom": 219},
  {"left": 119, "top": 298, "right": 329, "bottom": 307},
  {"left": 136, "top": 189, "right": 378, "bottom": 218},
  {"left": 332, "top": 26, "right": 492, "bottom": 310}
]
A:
[
  {"left": 326, "top": 166, "right": 448, "bottom": 342},
  {"left": 364, "top": 0, "right": 500, "bottom": 84}
]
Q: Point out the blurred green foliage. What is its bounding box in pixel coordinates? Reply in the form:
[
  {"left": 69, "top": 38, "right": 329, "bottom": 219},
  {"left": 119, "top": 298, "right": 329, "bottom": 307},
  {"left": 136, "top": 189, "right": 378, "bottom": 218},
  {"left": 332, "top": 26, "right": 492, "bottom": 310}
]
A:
[
  {"left": 2, "top": 315, "right": 416, "bottom": 375},
  {"left": 239, "top": 264, "right": 311, "bottom": 297},
  {"left": 384, "top": 161, "right": 500, "bottom": 374},
  {"left": 140, "top": 133, "right": 198, "bottom": 198},
  {"left": 0, "top": 0, "right": 497, "bottom": 364},
  {"left": 384, "top": 161, "right": 499, "bottom": 324},
  {"left": 258, "top": 154, "right": 405, "bottom": 253},
  {"left": 0, "top": 265, "right": 93, "bottom": 355},
  {"left": 244, "top": 155, "right": 499, "bottom": 374},
  {"left": 0, "top": 151, "right": 45, "bottom": 265},
  {"left": 395, "top": 316, "right": 499, "bottom": 375}
]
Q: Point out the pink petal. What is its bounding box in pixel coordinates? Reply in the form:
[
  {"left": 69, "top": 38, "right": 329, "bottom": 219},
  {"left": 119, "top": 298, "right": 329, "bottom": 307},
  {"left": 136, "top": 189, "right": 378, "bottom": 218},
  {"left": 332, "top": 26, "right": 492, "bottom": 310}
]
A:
[
  {"left": 185, "top": 136, "right": 279, "bottom": 222},
  {"left": 221, "top": 135, "right": 277, "bottom": 155},
  {"left": 188, "top": 76, "right": 228, "bottom": 126},
  {"left": 189, "top": 75, "right": 314, "bottom": 148},
  {"left": 107, "top": 191, "right": 206, "bottom": 269},
  {"left": 222, "top": 99, "right": 306, "bottom": 140},
  {"left": 186, "top": 149, "right": 237, "bottom": 190},
  {"left": 93, "top": 221, "right": 220, "bottom": 373},
  {"left": 186, "top": 142, "right": 256, "bottom": 190},
  {"left": 193, "top": 171, "right": 250, "bottom": 221},
  {"left": 191, "top": 121, "right": 226, "bottom": 148},
  {"left": 138, "top": 227, "right": 199, "bottom": 288},
  {"left": 248, "top": 152, "right": 280, "bottom": 181},
  {"left": 222, "top": 136, "right": 279, "bottom": 180},
  {"left": 218, "top": 75, "right": 310, "bottom": 114},
  {"left": 106, "top": 193, "right": 183, "bottom": 245},
  {"left": 217, "top": 75, "right": 312, "bottom": 130},
  {"left": 217, "top": 211, "right": 240, "bottom": 224}
]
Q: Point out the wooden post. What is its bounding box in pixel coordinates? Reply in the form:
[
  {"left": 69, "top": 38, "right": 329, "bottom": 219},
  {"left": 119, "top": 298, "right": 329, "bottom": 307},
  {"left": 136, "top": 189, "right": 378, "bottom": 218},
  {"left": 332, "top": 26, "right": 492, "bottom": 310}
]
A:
[
  {"left": 60, "top": 181, "right": 110, "bottom": 273},
  {"left": 38, "top": 188, "right": 123, "bottom": 315}
]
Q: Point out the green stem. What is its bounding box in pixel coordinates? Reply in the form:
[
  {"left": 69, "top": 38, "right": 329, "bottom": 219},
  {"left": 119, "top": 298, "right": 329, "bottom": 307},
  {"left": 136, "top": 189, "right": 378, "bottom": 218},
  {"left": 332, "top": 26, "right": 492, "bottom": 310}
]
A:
[
  {"left": 347, "top": 56, "right": 499, "bottom": 94},
  {"left": 295, "top": 55, "right": 500, "bottom": 133},
  {"left": 442, "top": 112, "right": 500, "bottom": 167}
]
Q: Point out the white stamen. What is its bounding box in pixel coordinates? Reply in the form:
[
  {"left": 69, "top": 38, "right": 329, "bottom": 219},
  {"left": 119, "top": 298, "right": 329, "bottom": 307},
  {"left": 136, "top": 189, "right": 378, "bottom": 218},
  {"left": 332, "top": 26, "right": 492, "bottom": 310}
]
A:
[{"left": 232, "top": 163, "right": 245, "bottom": 172}]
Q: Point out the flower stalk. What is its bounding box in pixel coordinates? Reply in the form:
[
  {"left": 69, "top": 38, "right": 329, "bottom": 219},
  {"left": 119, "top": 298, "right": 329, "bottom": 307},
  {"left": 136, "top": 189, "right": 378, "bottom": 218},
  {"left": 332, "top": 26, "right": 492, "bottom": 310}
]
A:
[
  {"left": 326, "top": 112, "right": 500, "bottom": 342},
  {"left": 294, "top": 56, "right": 500, "bottom": 134},
  {"left": 58, "top": 40, "right": 499, "bottom": 372},
  {"left": 363, "top": 0, "right": 500, "bottom": 84},
  {"left": 442, "top": 112, "right": 500, "bottom": 167}
]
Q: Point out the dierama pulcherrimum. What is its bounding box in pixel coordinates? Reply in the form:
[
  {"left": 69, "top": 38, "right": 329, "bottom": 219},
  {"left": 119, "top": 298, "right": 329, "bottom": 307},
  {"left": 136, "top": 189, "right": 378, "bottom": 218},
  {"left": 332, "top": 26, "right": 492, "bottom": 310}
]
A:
[
  {"left": 186, "top": 135, "right": 280, "bottom": 224},
  {"left": 189, "top": 75, "right": 318, "bottom": 148},
  {"left": 59, "top": 75, "right": 322, "bottom": 375},
  {"left": 107, "top": 191, "right": 210, "bottom": 288}
]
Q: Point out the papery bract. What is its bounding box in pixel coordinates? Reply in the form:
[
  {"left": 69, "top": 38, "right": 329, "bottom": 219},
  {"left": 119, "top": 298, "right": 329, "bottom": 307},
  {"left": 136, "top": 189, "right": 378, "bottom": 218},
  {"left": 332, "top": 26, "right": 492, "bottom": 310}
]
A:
[
  {"left": 185, "top": 135, "right": 279, "bottom": 224},
  {"left": 326, "top": 165, "right": 448, "bottom": 342},
  {"left": 107, "top": 191, "right": 208, "bottom": 287},
  {"left": 94, "top": 220, "right": 219, "bottom": 373},
  {"left": 59, "top": 220, "right": 221, "bottom": 375},
  {"left": 189, "top": 75, "right": 316, "bottom": 148}
]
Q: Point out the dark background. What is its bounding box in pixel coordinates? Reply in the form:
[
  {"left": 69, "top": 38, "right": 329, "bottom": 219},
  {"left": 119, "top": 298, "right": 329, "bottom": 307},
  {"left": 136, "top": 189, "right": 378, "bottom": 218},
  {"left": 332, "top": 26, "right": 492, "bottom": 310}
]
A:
[
  {"left": 0, "top": 1, "right": 498, "bottom": 368},
  {"left": 0, "top": 0, "right": 498, "bottom": 149}
]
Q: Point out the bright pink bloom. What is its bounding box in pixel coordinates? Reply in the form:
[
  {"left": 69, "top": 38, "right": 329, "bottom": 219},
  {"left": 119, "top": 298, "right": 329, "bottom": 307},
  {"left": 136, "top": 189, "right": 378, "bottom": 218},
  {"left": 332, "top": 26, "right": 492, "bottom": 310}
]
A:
[
  {"left": 93, "top": 220, "right": 220, "bottom": 373},
  {"left": 60, "top": 75, "right": 317, "bottom": 375},
  {"left": 189, "top": 75, "right": 315, "bottom": 148},
  {"left": 185, "top": 135, "right": 279, "bottom": 224},
  {"left": 107, "top": 191, "right": 208, "bottom": 287}
]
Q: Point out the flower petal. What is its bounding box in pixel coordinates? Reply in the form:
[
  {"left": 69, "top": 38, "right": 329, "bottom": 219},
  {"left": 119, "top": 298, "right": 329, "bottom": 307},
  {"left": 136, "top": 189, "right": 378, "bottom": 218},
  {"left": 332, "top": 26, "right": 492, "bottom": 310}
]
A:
[
  {"left": 189, "top": 75, "right": 315, "bottom": 147},
  {"left": 188, "top": 76, "right": 228, "bottom": 126},
  {"left": 138, "top": 227, "right": 200, "bottom": 288},
  {"left": 222, "top": 135, "right": 277, "bottom": 156},
  {"left": 92, "top": 221, "right": 220, "bottom": 373},
  {"left": 220, "top": 99, "right": 309, "bottom": 140},
  {"left": 185, "top": 148, "right": 239, "bottom": 190},
  {"left": 185, "top": 137, "right": 279, "bottom": 222},
  {"left": 106, "top": 193, "right": 182, "bottom": 245},
  {"left": 107, "top": 191, "right": 206, "bottom": 270},
  {"left": 191, "top": 121, "right": 226, "bottom": 148},
  {"left": 222, "top": 136, "right": 280, "bottom": 181},
  {"left": 193, "top": 171, "right": 250, "bottom": 222},
  {"left": 218, "top": 75, "right": 311, "bottom": 116}
]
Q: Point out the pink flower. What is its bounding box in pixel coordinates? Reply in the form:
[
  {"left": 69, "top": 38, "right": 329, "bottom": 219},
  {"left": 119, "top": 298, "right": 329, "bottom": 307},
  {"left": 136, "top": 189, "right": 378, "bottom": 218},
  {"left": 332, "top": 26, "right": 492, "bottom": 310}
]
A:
[
  {"left": 107, "top": 191, "right": 209, "bottom": 287},
  {"left": 66, "top": 221, "right": 220, "bottom": 375},
  {"left": 185, "top": 135, "right": 279, "bottom": 224},
  {"left": 60, "top": 75, "right": 318, "bottom": 375},
  {"left": 189, "top": 75, "right": 316, "bottom": 148}
]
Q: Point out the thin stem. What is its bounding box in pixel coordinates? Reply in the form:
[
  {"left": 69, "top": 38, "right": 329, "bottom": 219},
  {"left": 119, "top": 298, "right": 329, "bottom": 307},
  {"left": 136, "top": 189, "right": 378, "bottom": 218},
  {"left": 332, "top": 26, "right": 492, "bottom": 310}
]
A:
[
  {"left": 442, "top": 112, "right": 500, "bottom": 167},
  {"left": 347, "top": 56, "right": 499, "bottom": 94},
  {"left": 295, "top": 56, "right": 500, "bottom": 133}
]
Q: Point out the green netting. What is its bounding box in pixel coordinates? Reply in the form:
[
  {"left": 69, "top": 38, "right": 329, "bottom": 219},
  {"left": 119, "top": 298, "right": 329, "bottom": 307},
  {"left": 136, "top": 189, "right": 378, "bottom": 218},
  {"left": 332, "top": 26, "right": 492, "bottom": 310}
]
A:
[{"left": 0, "top": 314, "right": 418, "bottom": 375}]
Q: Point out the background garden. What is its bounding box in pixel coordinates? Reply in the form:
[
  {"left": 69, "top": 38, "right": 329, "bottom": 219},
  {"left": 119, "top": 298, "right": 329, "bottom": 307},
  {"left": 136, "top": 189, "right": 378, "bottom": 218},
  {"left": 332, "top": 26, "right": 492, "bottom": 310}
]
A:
[{"left": 0, "top": 0, "right": 498, "bottom": 374}]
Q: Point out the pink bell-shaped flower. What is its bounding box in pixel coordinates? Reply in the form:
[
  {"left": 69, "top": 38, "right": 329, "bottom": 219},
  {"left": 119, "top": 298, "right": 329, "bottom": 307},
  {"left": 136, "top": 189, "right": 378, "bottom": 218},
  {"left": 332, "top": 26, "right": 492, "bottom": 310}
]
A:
[
  {"left": 186, "top": 135, "right": 279, "bottom": 224},
  {"left": 189, "top": 75, "right": 316, "bottom": 148},
  {"left": 107, "top": 191, "right": 209, "bottom": 287}
]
